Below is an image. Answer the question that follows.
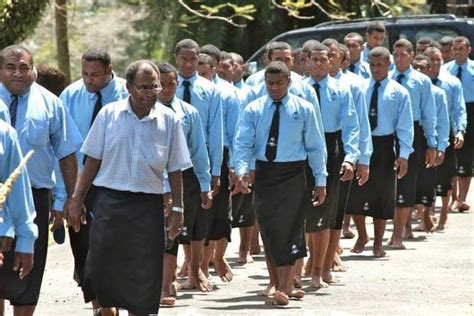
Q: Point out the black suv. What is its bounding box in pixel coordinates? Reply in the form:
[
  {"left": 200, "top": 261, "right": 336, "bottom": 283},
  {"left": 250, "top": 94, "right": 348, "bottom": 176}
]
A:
[{"left": 246, "top": 14, "right": 474, "bottom": 71}]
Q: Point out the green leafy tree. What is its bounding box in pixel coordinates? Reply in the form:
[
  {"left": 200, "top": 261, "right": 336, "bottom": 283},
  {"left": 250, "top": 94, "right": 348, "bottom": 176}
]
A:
[{"left": 0, "top": 0, "right": 50, "bottom": 47}]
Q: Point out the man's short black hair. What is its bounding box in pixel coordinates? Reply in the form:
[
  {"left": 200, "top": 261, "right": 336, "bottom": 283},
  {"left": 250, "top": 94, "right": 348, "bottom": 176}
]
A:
[
  {"left": 267, "top": 41, "right": 292, "bottom": 60},
  {"left": 174, "top": 39, "right": 200, "bottom": 55},
  {"left": 198, "top": 53, "right": 214, "bottom": 68},
  {"left": 322, "top": 38, "right": 339, "bottom": 48},
  {"left": 417, "top": 37, "right": 435, "bottom": 46},
  {"left": 82, "top": 47, "right": 111, "bottom": 69},
  {"left": 201, "top": 44, "right": 222, "bottom": 63},
  {"left": 393, "top": 39, "right": 414, "bottom": 54},
  {"left": 125, "top": 60, "right": 159, "bottom": 86},
  {"left": 439, "top": 36, "right": 454, "bottom": 46},
  {"left": 310, "top": 42, "right": 331, "bottom": 55},
  {"left": 0, "top": 45, "right": 34, "bottom": 67},
  {"left": 219, "top": 51, "right": 233, "bottom": 63},
  {"left": 366, "top": 21, "right": 386, "bottom": 34},
  {"left": 453, "top": 36, "right": 471, "bottom": 48},
  {"left": 230, "top": 52, "right": 244, "bottom": 65},
  {"left": 158, "top": 62, "right": 178, "bottom": 79},
  {"left": 302, "top": 40, "right": 320, "bottom": 54},
  {"left": 344, "top": 32, "right": 364, "bottom": 45},
  {"left": 265, "top": 61, "right": 290, "bottom": 78},
  {"left": 369, "top": 47, "right": 390, "bottom": 60},
  {"left": 413, "top": 54, "right": 432, "bottom": 68}
]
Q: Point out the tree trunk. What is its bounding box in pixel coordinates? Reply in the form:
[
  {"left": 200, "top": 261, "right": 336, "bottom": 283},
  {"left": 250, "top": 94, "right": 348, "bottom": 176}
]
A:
[{"left": 55, "top": 0, "right": 71, "bottom": 83}]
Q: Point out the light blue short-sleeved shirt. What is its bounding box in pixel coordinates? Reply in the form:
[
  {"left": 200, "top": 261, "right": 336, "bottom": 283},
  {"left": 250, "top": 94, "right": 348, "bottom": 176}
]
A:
[
  {"left": 435, "top": 71, "right": 467, "bottom": 135},
  {"left": 443, "top": 59, "right": 474, "bottom": 103},
  {"left": 161, "top": 97, "right": 211, "bottom": 192},
  {"left": 334, "top": 71, "right": 373, "bottom": 166},
  {"left": 362, "top": 77, "right": 414, "bottom": 164},
  {"left": 302, "top": 75, "right": 360, "bottom": 164},
  {"left": 432, "top": 85, "right": 450, "bottom": 152},
  {"left": 234, "top": 93, "right": 328, "bottom": 186},
  {"left": 0, "top": 120, "right": 37, "bottom": 253},
  {"left": 0, "top": 83, "right": 83, "bottom": 189},
  {"left": 176, "top": 73, "right": 223, "bottom": 176}
]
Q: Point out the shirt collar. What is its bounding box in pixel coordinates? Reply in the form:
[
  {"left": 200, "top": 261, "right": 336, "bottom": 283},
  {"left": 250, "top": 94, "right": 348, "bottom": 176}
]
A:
[
  {"left": 370, "top": 76, "right": 389, "bottom": 89},
  {"left": 267, "top": 93, "right": 289, "bottom": 107},
  {"left": 88, "top": 72, "right": 116, "bottom": 101},
  {"left": 234, "top": 80, "right": 243, "bottom": 88},
  {"left": 394, "top": 65, "right": 413, "bottom": 77},
  {"left": 178, "top": 72, "right": 198, "bottom": 87},
  {"left": 121, "top": 97, "right": 158, "bottom": 120},
  {"left": 0, "top": 83, "right": 32, "bottom": 99}
]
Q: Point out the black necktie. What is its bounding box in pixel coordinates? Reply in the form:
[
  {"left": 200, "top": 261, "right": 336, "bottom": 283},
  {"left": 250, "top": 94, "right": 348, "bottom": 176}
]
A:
[
  {"left": 265, "top": 101, "right": 282, "bottom": 162},
  {"left": 396, "top": 73, "right": 404, "bottom": 84},
  {"left": 90, "top": 92, "right": 102, "bottom": 126},
  {"left": 456, "top": 66, "right": 462, "bottom": 81},
  {"left": 183, "top": 80, "right": 191, "bottom": 104},
  {"left": 313, "top": 82, "right": 321, "bottom": 106},
  {"left": 348, "top": 64, "right": 356, "bottom": 73},
  {"left": 369, "top": 81, "right": 381, "bottom": 131},
  {"left": 161, "top": 100, "right": 174, "bottom": 112},
  {"left": 84, "top": 92, "right": 102, "bottom": 164},
  {"left": 9, "top": 95, "right": 18, "bottom": 128},
  {"left": 431, "top": 78, "right": 439, "bottom": 86}
]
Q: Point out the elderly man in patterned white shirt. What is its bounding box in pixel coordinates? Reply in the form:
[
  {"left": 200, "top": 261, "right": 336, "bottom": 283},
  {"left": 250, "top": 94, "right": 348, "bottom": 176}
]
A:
[{"left": 67, "top": 59, "right": 192, "bottom": 316}]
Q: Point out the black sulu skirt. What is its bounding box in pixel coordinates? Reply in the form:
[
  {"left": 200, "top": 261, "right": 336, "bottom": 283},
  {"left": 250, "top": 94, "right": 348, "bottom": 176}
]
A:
[
  {"left": 253, "top": 160, "right": 307, "bottom": 266},
  {"left": 83, "top": 187, "right": 165, "bottom": 315}
]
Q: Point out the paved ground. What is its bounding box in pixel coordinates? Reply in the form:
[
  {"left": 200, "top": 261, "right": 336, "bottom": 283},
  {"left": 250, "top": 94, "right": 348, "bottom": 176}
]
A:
[{"left": 5, "top": 187, "right": 474, "bottom": 315}]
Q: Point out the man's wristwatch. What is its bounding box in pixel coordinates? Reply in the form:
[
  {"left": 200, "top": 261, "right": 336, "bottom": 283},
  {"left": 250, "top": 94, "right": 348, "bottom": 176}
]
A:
[{"left": 172, "top": 206, "right": 184, "bottom": 213}]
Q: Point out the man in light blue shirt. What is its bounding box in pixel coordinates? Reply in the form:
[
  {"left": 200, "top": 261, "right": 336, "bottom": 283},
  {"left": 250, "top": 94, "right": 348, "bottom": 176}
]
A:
[
  {"left": 389, "top": 39, "right": 438, "bottom": 250},
  {"left": 196, "top": 47, "right": 237, "bottom": 284},
  {"left": 302, "top": 41, "right": 360, "bottom": 288},
  {"left": 245, "top": 41, "right": 303, "bottom": 88},
  {"left": 158, "top": 62, "right": 214, "bottom": 299},
  {"left": 0, "top": 45, "right": 82, "bottom": 315},
  {"left": 174, "top": 39, "right": 222, "bottom": 196},
  {"left": 344, "top": 32, "right": 371, "bottom": 78},
  {"left": 0, "top": 120, "right": 37, "bottom": 282},
  {"left": 346, "top": 47, "right": 414, "bottom": 258},
  {"left": 425, "top": 46, "right": 467, "bottom": 229},
  {"left": 234, "top": 61, "right": 327, "bottom": 306},
  {"left": 54, "top": 47, "right": 128, "bottom": 312},
  {"left": 411, "top": 54, "right": 450, "bottom": 232},
  {"left": 361, "top": 21, "right": 394, "bottom": 70},
  {"left": 443, "top": 36, "right": 474, "bottom": 212}
]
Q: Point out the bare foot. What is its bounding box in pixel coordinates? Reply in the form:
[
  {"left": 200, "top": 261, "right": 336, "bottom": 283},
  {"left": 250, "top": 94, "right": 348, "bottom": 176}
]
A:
[
  {"left": 169, "top": 281, "right": 180, "bottom": 297},
  {"left": 178, "top": 263, "right": 188, "bottom": 278},
  {"left": 389, "top": 239, "right": 406, "bottom": 249},
  {"left": 293, "top": 275, "right": 302, "bottom": 289},
  {"left": 250, "top": 244, "right": 261, "bottom": 255},
  {"left": 403, "top": 229, "right": 414, "bottom": 239},
  {"left": 214, "top": 257, "right": 233, "bottom": 282},
  {"left": 336, "top": 244, "right": 344, "bottom": 255},
  {"left": 342, "top": 229, "right": 355, "bottom": 239},
  {"left": 160, "top": 290, "right": 176, "bottom": 306},
  {"left": 311, "top": 275, "right": 329, "bottom": 289},
  {"left": 238, "top": 251, "right": 254, "bottom": 264},
  {"left": 373, "top": 245, "right": 387, "bottom": 257},
  {"left": 332, "top": 253, "right": 347, "bottom": 272},
  {"left": 436, "top": 224, "right": 445, "bottom": 231},
  {"left": 265, "top": 291, "right": 289, "bottom": 306},
  {"left": 201, "top": 264, "right": 209, "bottom": 279},
  {"left": 350, "top": 235, "right": 369, "bottom": 253},
  {"left": 182, "top": 269, "right": 213, "bottom": 292},
  {"left": 303, "top": 258, "right": 313, "bottom": 277},
  {"left": 424, "top": 219, "right": 435, "bottom": 233},
  {"left": 288, "top": 289, "right": 305, "bottom": 299},
  {"left": 322, "top": 270, "right": 339, "bottom": 284},
  {"left": 458, "top": 202, "right": 470, "bottom": 212},
  {"left": 412, "top": 223, "right": 426, "bottom": 232},
  {"left": 257, "top": 285, "right": 275, "bottom": 297}
]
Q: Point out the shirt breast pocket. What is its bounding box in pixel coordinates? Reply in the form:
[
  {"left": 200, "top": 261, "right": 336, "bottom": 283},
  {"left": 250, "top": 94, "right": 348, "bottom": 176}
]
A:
[
  {"left": 25, "top": 119, "right": 50, "bottom": 147},
  {"left": 142, "top": 143, "right": 169, "bottom": 173},
  {"left": 284, "top": 116, "right": 304, "bottom": 141}
]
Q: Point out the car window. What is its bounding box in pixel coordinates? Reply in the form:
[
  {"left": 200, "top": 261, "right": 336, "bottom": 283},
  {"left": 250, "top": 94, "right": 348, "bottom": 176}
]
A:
[{"left": 397, "top": 26, "right": 460, "bottom": 43}]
